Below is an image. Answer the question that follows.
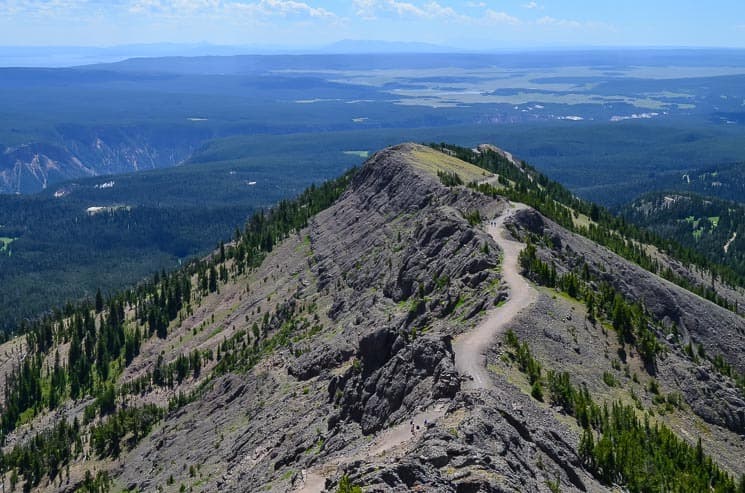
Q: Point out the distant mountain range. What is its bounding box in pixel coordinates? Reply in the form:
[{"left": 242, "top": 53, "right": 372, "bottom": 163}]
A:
[
  {"left": 0, "top": 40, "right": 458, "bottom": 67},
  {"left": 320, "top": 39, "right": 458, "bottom": 53}
]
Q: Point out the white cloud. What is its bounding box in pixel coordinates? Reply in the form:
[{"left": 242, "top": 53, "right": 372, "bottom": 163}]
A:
[
  {"left": 535, "top": 15, "right": 612, "bottom": 31},
  {"left": 352, "top": 0, "right": 377, "bottom": 19},
  {"left": 485, "top": 9, "right": 520, "bottom": 25},
  {"left": 243, "top": 0, "right": 335, "bottom": 18},
  {"left": 536, "top": 15, "right": 581, "bottom": 28},
  {"left": 128, "top": 0, "right": 335, "bottom": 19},
  {"left": 389, "top": 1, "right": 426, "bottom": 17},
  {"left": 354, "top": 0, "right": 471, "bottom": 21},
  {"left": 354, "top": 0, "right": 429, "bottom": 19},
  {"left": 425, "top": 1, "right": 472, "bottom": 21},
  {"left": 522, "top": 1, "right": 541, "bottom": 9},
  {"left": 353, "top": 0, "right": 425, "bottom": 19},
  {"left": 128, "top": 0, "right": 172, "bottom": 15},
  {"left": 354, "top": 0, "right": 521, "bottom": 26},
  {"left": 0, "top": 0, "right": 91, "bottom": 17}
]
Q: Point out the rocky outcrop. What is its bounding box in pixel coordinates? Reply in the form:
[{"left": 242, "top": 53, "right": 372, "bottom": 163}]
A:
[
  {"left": 288, "top": 342, "right": 355, "bottom": 381},
  {"left": 662, "top": 359, "right": 745, "bottom": 434},
  {"left": 339, "top": 388, "right": 597, "bottom": 493},
  {"left": 330, "top": 332, "right": 460, "bottom": 434},
  {"left": 310, "top": 144, "right": 503, "bottom": 332}
]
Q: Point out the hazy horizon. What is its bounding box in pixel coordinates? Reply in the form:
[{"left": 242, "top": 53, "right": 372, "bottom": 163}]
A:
[
  {"left": 3, "top": 41, "right": 745, "bottom": 68},
  {"left": 1, "top": 1, "right": 744, "bottom": 52}
]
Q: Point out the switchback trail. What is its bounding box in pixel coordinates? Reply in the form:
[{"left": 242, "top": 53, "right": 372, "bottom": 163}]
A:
[
  {"left": 296, "top": 203, "right": 537, "bottom": 492},
  {"left": 453, "top": 202, "right": 538, "bottom": 390}
]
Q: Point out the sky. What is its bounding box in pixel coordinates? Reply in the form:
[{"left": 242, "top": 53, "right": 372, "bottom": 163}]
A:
[{"left": 0, "top": 0, "right": 744, "bottom": 50}]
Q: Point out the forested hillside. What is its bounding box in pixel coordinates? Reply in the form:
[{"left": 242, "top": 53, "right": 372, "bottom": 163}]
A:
[
  {"left": 0, "top": 168, "right": 354, "bottom": 491},
  {"left": 622, "top": 191, "right": 745, "bottom": 282}
]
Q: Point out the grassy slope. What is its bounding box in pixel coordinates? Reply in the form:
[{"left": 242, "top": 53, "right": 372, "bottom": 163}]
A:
[{"left": 406, "top": 145, "right": 492, "bottom": 183}]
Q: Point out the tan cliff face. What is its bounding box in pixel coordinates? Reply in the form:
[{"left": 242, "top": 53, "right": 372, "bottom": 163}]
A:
[
  {"left": 0, "top": 131, "right": 200, "bottom": 193},
  {"left": 2, "top": 143, "right": 744, "bottom": 493}
]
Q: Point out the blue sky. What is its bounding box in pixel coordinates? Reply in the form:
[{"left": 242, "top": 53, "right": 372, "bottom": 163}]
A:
[{"left": 0, "top": 0, "right": 744, "bottom": 49}]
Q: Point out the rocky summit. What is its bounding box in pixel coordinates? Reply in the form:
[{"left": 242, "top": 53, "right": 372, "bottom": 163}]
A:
[{"left": 1, "top": 143, "right": 745, "bottom": 492}]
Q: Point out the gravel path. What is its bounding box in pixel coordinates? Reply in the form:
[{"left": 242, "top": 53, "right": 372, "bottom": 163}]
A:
[{"left": 453, "top": 202, "right": 538, "bottom": 390}]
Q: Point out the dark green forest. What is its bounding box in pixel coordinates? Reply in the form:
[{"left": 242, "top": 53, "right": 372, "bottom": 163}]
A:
[
  {"left": 0, "top": 142, "right": 358, "bottom": 332},
  {"left": 622, "top": 191, "right": 745, "bottom": 281}
]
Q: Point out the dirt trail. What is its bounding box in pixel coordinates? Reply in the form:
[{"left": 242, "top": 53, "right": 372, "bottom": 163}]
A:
[
  {"left": 724, "top": 232, "right": 737, "bottom": 254},
  {"left": 297, "top": 403, "right": 447, "bottom": 493},
  {"left": 296, "top": 203, "right": 535, "bottom": 492},
  {"left": 453, "top": 202, "right": 537, "bottom": 390}
]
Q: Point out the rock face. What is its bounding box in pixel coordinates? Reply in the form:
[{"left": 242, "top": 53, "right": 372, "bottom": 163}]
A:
[
  {"left": 339, "top": 386, "right": 594, "bottom": 493},
  {"left": 330, "top": 332, "right": 460, "bottom": 434},
  {"left": 310, "top": 144, "right": 502, "bottom": 321},
  {"left": 0, "top": 143, "right": 95, "bottom": 193},
  {"left": 665, "top": 361, "right": 745, "bottom": 433}
]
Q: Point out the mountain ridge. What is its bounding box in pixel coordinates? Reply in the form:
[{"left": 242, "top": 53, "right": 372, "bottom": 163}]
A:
[{"left": 0, "top": 143, "right": 744, "bottom": 492}]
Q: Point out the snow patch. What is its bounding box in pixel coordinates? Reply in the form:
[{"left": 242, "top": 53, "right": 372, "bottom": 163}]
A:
[
  {"left": 86, "top": 205, "right": 130, "bottom": 215},
  {"left": 610, "top": 112, "right": 659, "bottom": 122}
]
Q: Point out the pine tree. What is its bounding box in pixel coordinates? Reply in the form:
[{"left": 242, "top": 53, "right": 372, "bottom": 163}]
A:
[
  {"left": 337, "top": 476, "right": 362, "bottom": 493},
  {"left": 95, "top": 288, "right": 103, "bottom": 313},
  {"left": 208, "top": 265, "right": 218, "bottom": 293}
]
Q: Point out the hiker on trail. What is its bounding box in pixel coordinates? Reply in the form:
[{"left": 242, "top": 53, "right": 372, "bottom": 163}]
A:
[{"left": 410, "top": 420, "right": 415, "bottom": 435}]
